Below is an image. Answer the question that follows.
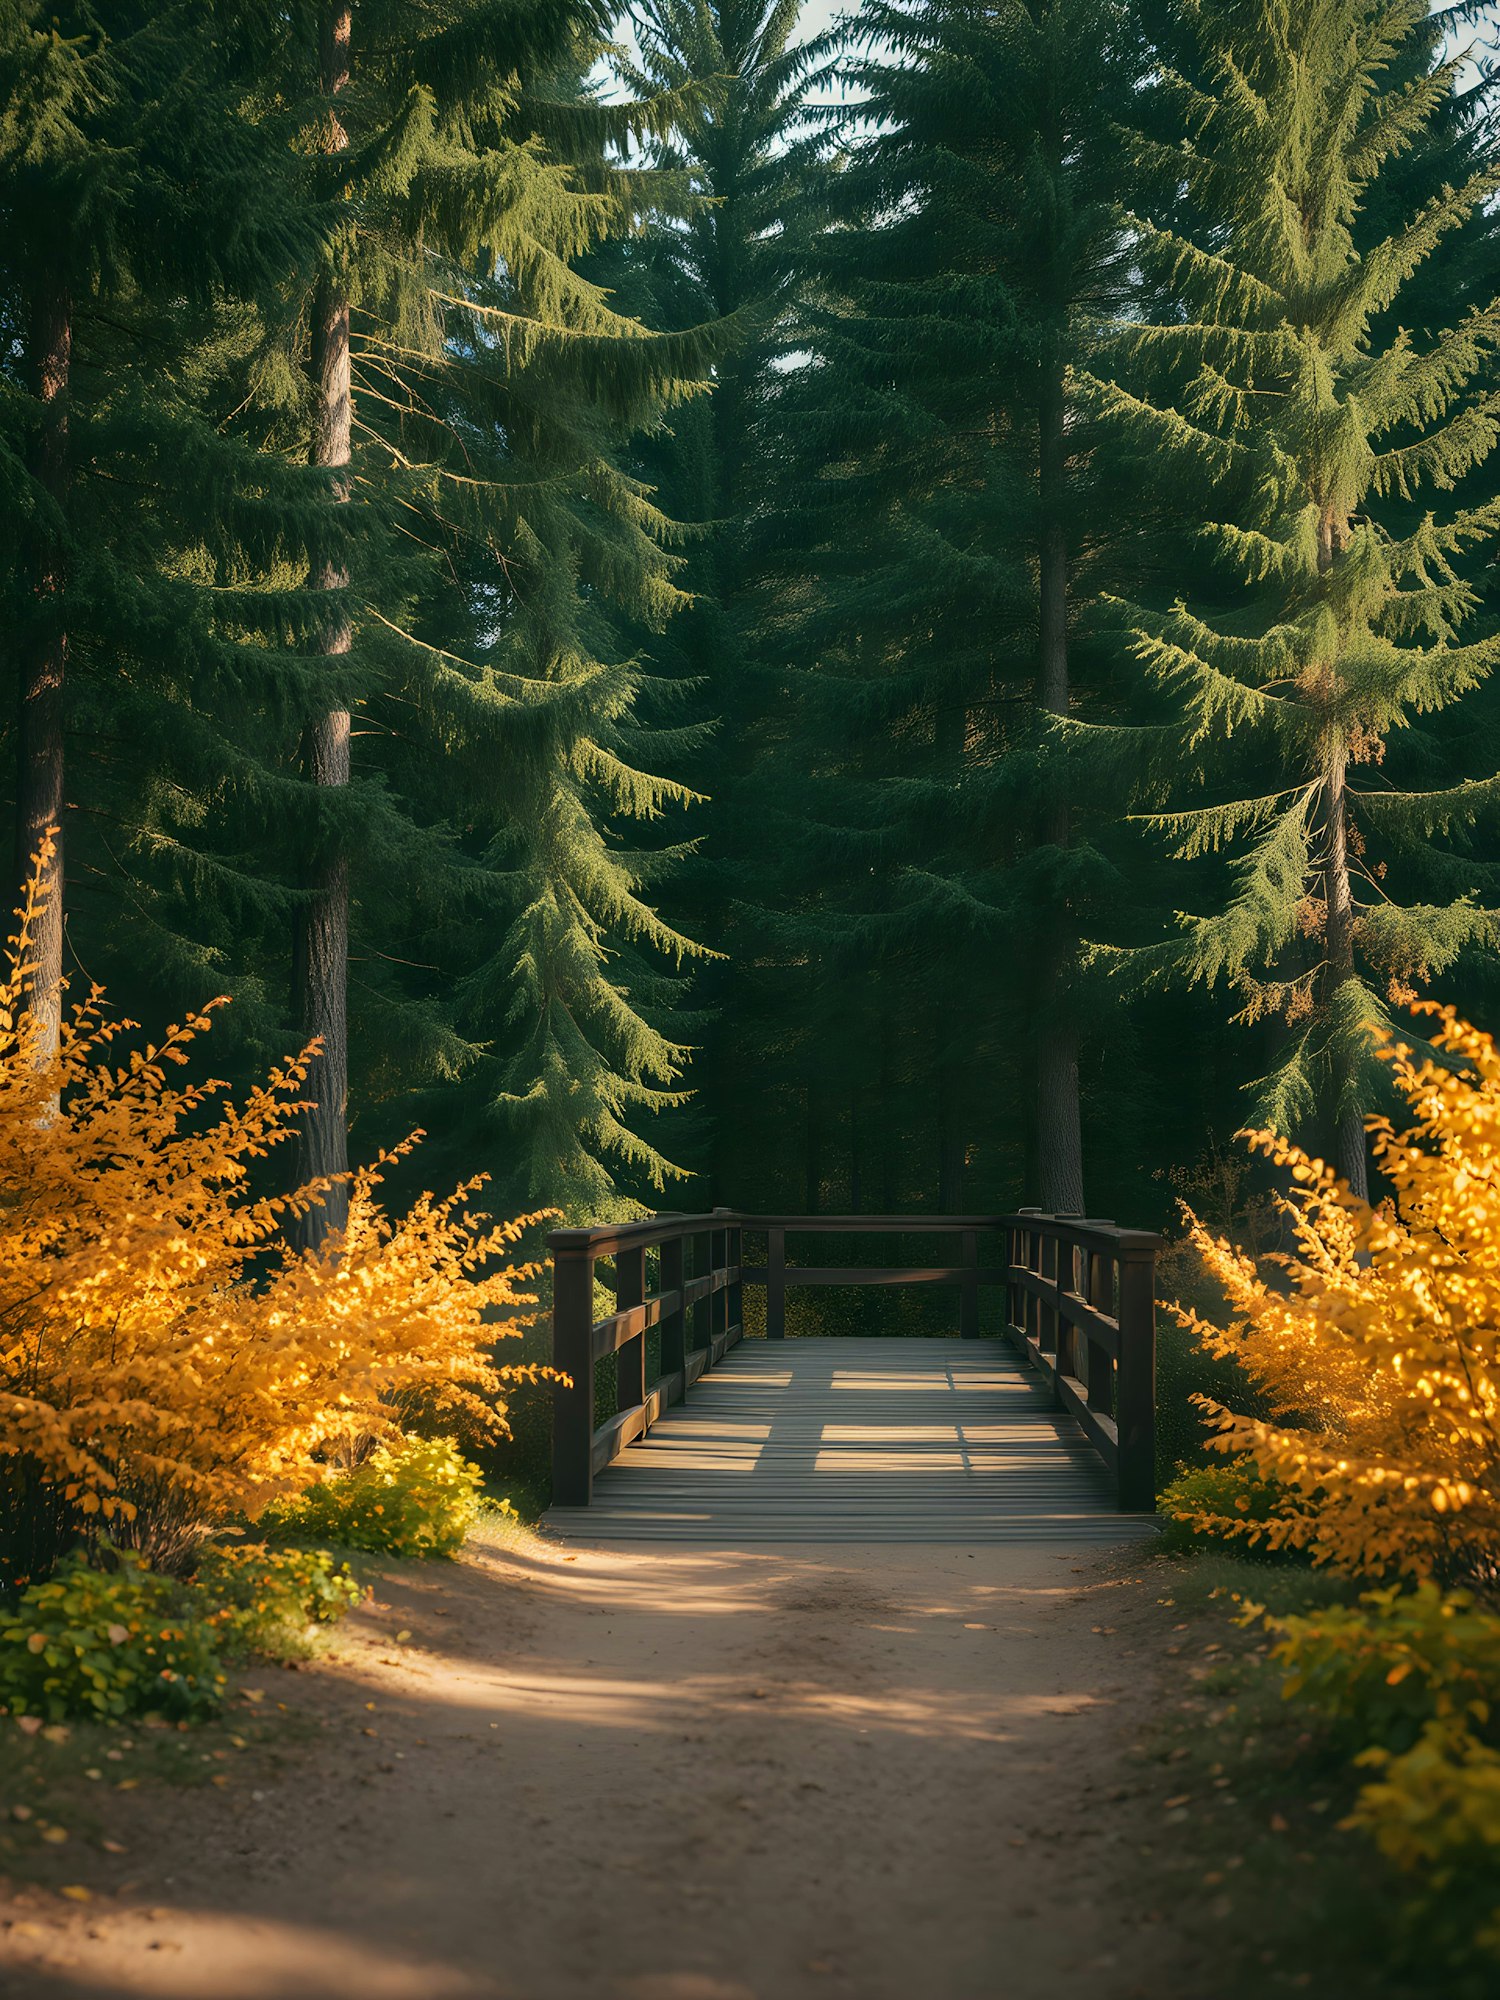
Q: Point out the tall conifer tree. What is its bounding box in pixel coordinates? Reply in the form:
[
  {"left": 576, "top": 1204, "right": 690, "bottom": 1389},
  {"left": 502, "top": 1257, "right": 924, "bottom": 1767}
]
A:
[
  {"left": 749, "top": 0, "right": 1139, "bottom": 1215},
  {"left": 1095, "top": 0, "right": 1500, "bottom": 1199},
  {"left": 0, "top": 2, "right": 317, "bottom": 1055},
  {"left": 615, "top": 1, "right": 842, "bottom": 1200}
]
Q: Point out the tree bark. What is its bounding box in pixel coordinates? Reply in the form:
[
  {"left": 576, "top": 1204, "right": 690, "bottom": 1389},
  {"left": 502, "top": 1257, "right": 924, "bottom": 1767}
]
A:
[
  {"left": 293, "top": 3, "right": 353, "bottom": 1251},
  {"left": 1316, "top": 505, "right": 1369, "bottom": 1203},
  {"left": 16, "top": 274, "right": 71, "bottom": 1058},
  {"left": 1323, "top": 738, "right": 1369, "bottom": 1202},
  {"left": 1036, "top": 364, "right": 1085, "bottom": 1213}
]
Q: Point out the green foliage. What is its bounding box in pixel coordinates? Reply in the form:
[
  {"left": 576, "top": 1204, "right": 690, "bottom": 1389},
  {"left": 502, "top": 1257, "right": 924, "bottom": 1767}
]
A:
[
  {"left": 191, "top": 1543, "right": 365, "bottom": 1655},
  {"left": 1250, "top": 1582, "right": 1500, "bottom": 1974},
  {"left": 269, "top": 1437, "right": 485, "bottom": 1560},
  {"left": 1093, "top": 0, "right": 1500, "bottom": 1187},
  {"left": 1158, "top": 1456, "right": 1295, "bottom": 1553},
  {"left": 0, "top": 1538, "right": 366, "bottom": 1724},
  {"left": 0, "top": 1555, "right": 226, "bottom": 1724},
  {"left": 1349, "top": 1720, "right": 1500, "bottom": 1974},
  {"left": 1261, "top": 1583, "right": 1500, "bottom": 1755}
]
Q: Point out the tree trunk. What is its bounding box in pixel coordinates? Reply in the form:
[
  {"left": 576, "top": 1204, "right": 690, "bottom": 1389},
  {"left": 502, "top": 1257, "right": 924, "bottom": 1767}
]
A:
[
  {"left": 1036, "top": 364, "right": 1085, "bottom": 1213},
  {"left": 293, "top": 3, "right": 353, "bottom": 1251},
  {"left": 1323, "top": 739, "right": 1369, "bottom": 1202},
  {"left": 16, "top": 274, "right": 71, "bottom": 1057},
  {"left": 1316, "top": 505, "right": 1369, "bottom": 1204}
]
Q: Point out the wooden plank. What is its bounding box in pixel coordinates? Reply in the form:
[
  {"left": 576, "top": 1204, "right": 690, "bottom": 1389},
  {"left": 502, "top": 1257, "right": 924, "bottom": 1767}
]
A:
[
  {"left": 591, "top": 1286, "right": 683, "bottom": 1361},
  {"left": 1008, "top": 1269, "right": 1121, "bottom": 1356},
  {"left": 739, "top": 1266, "right": 969, "bottom": 1287},
  {"left": 683, "top": 1265, "right": 739, "bottom": 1309},
  {"left": 549, "top": 1337, "right": 1153, "bottom": 1545}
]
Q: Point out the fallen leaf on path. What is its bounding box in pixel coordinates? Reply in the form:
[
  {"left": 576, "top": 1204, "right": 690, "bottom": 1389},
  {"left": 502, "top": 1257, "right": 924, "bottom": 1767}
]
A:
[{"left": 59, "top": 1886, "right": 91, "bottom": 1902}]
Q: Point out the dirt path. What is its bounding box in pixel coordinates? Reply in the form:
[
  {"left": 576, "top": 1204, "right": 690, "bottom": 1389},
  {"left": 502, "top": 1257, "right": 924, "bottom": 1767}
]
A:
[{"left": 1, "top": 1527, "right": 1202, "bottom": 2000}]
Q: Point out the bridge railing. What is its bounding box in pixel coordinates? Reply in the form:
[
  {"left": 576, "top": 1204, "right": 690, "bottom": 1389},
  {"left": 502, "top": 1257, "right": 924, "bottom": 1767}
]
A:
[
  {"left": 550, "top": 1210, "right": 743, "bottom": 1507},
  {"left": 1004, "top": 1210, "right": 1161, "bottom": 1513},
  {"left": 550, "top": 1207, "right": 1160, "bottom": 1511}
]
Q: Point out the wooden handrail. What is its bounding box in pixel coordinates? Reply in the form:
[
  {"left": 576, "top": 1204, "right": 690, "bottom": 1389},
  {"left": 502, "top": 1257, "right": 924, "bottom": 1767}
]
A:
[
  {"left": 550, "top": 1206, "right": 1160, "bottom": 1513},
  {"left": 551, "top": 1209, "right": 744, "bottom": 1507}
]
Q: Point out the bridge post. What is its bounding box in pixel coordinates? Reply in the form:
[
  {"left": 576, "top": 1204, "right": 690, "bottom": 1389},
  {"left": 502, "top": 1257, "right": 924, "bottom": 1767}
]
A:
[
  {"left": 766, "top": 1225, "right": 786, "bottom": 1339},
  {"left": 660, "top": 1234, "right": 685, "bottom": 1397},
  {"left": 1079, "top": 1220, "right": 1116, "bottom": 1415},
  {"left": 615, "top": 1243, "right": 647, "bottom": 1415},
  {"left": 1116, "top": 1241, "right": 1158, "bottom": 1512},
  {"left": 710, "top": 1211, "right": 729, "bottom": 1347},
  {"left": 690, "top": 1226, "right": 711, "bottom": 1353},
  {"left": 551, "top": 1238, "right": 596, "bottom": 1508},
  {"left": 1052, "top": 1212, "right": 1084, "bottom": 1387},
  {"left": 1011, "top": 1208, "right": 1042, "bottom": 1356},
  {"left": 721, "top": 1210, "right": 743, "bottom": 1339}
]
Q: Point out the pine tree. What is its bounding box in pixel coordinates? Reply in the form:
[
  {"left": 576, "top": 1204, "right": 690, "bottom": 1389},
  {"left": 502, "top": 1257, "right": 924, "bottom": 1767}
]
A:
[
  {"left": 1093, "top": 0, "right": 1500, "bottom": 1200},
  {"left": 0, "top": 2, "right": 320, "bottom": 1057},
  {"left": 298, "top": 12, "right": 725, "bottom": 1221},
  {"left": 613, "top": 1, "right": 843, "bottom": 1201},
  {"left": 745, "top": 0, "right": 1140, "bottom": 1218},
  {"left": 22, "top": 4, "right": 718, "bottom": 1230}
]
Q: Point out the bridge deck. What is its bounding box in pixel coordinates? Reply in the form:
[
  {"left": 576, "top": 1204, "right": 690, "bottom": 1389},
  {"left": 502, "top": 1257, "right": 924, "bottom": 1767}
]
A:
[{"left": 545, "top": 1336, "right": 1157, "bottom": 1544}]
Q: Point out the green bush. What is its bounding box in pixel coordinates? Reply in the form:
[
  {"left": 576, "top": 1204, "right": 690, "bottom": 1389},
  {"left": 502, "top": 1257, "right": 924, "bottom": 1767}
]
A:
[
  {"left": 268, "top": 1435, "right": 484, "bottom": 1558},
  {"left": 1255, "top": 1583, "right": 1500, "bottom": 1977},
  {"left": 0, "top": 1553, "right": 226, "bottom": 1722},
  {"left": 1158, "top": 1456, "right": 1297, "bottom": 1554},
  {"left": 1262, "top": 1583, "right": 1500, "bottom": 1755},
  {"left": 1349, "top": 1718, "right": 1500, "bottom": 1976},
  {"left": 192, "top": 1542, "right": 364, "bottom": 1652}
]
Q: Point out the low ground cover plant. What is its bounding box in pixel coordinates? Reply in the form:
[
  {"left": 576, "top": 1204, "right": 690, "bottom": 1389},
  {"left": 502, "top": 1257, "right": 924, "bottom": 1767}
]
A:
[
  {"left": 190, "top": 1542, "right": 365, "bottom": 1651},
  {"left": 1164, "top": 1005, "right": 1500, "bottom": 1975},
  {"left": 0, "top": 1543, "right": 367, "bottom": 1725},
  {"left": 0, "top": 1554, "right": 228, "bottom": 1724},
  {"left": 267, "top": 1436, "right": 485, "bottom": 1559}
]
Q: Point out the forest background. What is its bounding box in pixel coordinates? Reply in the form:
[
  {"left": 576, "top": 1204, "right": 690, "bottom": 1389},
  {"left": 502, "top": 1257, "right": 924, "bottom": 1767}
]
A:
[{"left": 4, "top": 0, "right": 1500, "bottom": 1312}]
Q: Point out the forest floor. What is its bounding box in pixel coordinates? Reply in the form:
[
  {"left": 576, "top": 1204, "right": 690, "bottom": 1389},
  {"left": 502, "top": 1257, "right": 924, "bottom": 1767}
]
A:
[{"left": 0, "top": 1525, "right": 1288, "bottom": 2000}]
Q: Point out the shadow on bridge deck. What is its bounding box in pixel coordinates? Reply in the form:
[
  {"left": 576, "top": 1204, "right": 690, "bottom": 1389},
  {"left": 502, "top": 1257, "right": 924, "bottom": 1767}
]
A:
[{"left": 544, "top": 1337, "right": 1159, "bottom": 1544}]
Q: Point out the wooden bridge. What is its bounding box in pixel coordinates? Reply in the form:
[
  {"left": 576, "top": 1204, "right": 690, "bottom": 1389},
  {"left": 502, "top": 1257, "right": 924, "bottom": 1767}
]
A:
[{"left": 545, "top": 1211, "right": 1161, "bottom": 1545}]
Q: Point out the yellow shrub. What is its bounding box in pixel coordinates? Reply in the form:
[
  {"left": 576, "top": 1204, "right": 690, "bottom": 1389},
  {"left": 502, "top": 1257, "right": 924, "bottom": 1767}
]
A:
[
  {"left": 0, "top": 859, "right": 554, "bottom": 1572},
  {"left": 1172, "top": 1002, "right": 1500, "bottom": 1579}
]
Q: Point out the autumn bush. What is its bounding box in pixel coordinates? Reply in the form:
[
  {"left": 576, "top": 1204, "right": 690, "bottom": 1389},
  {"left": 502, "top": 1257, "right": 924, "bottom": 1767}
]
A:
[
  {"left": 1166, "top": 1004, "right": 1500, "bottom": 1971},
  {"left": 1168, "top": 1002, "right": 1500, "bottom": 1583},
  {"left": 0, "top": 859, "right": 553, "bottom": 1591}
]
